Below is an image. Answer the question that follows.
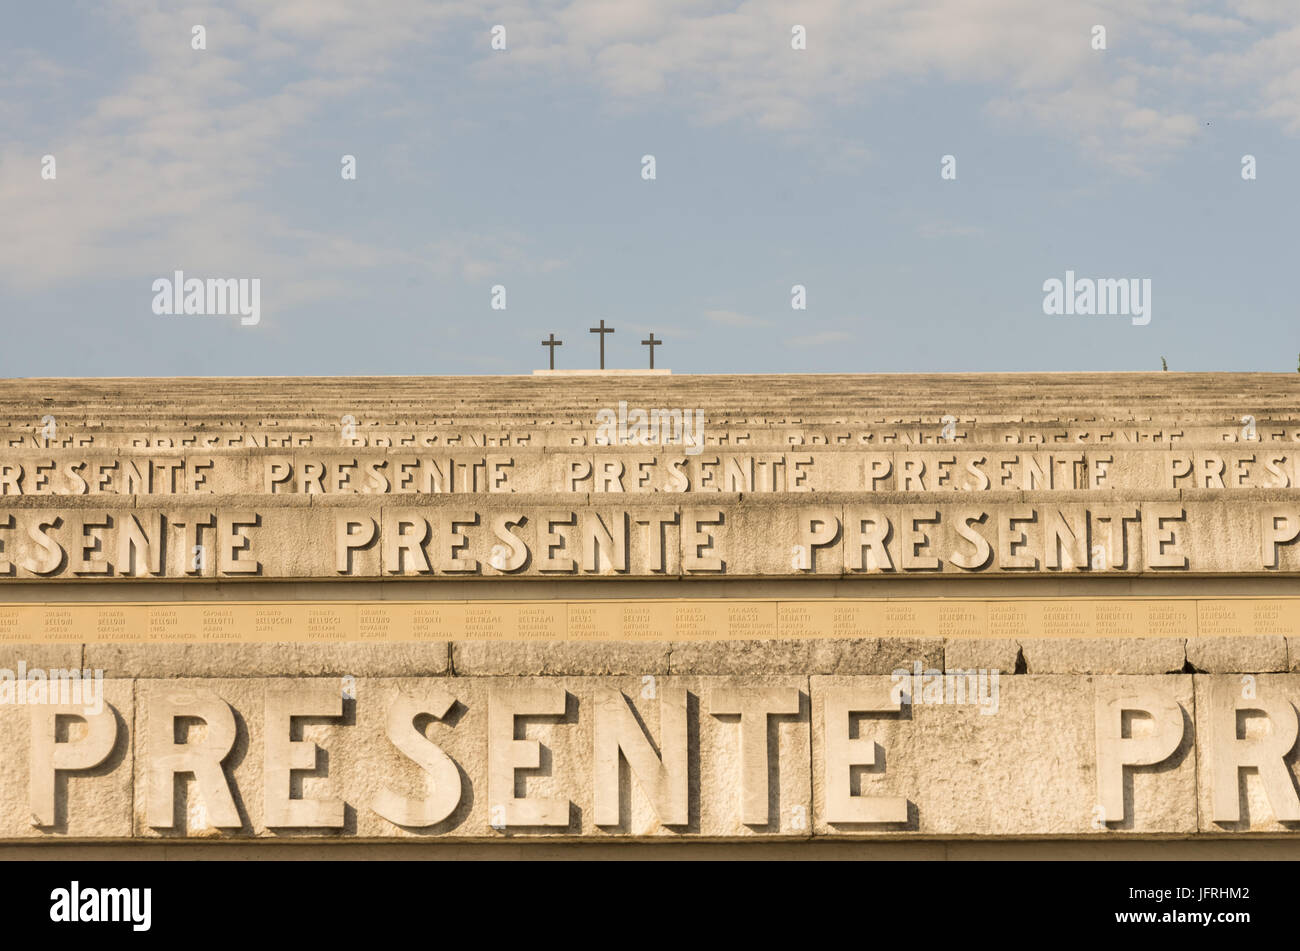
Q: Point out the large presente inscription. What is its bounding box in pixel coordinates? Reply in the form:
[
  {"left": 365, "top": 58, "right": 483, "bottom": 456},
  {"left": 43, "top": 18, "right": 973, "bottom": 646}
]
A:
[
  {"left": 4, "top": 448, "right": 1300, "bottom": 494},
  {"left": 6, "top": 375, "right": 1300, "bottom": 849},
  {"left": 9, "top": 674, "right": 1300, "bottom": 839},
  {"left": 1, "top": 500, "right": 1299, "bottom": 578}
]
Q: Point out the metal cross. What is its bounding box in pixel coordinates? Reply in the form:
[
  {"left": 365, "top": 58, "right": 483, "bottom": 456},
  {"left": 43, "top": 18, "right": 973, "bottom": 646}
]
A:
[
  {"left": 589, "top": 319, "right": 615, "bottom": 369},
  {"left": 541, "top": 333, "right": 562, "bottom": 370},
  {"left": 641, "top": 333, "right": 661, "bottom": 369}
]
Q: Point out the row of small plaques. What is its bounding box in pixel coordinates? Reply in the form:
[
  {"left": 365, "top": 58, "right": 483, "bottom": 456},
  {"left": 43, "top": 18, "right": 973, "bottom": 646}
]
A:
[{"left": 0, "top": 598, "right": 1294, "bottom": 643}]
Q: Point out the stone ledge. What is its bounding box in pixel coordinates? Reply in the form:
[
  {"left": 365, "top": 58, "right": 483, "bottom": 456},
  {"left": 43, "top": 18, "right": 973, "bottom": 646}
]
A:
[
  {"left": 666, "top": 638, "right": 944, "bottom": 675},
  {"left": 452, "top": 640, "right": 671, "bottom": 676},
  {"left": 1018, "top": 637, "right": 1187, "bottom": 674},
  {"left": 943, "top": 638, "right": 1021, "bottom": 672},
  {"left": 83, "top": 642, "right": 451, "bottom": 679},
  {"left": 1185, "top": 636, "right": 1288, "bottom": 673}
]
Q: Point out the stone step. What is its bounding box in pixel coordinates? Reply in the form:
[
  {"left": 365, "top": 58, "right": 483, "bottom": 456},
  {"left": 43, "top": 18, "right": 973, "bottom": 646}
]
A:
[
  {"left": 0, "top": 492, "right": 1293, "bottom": 580},
  {"left": 1, "top": 373, "right": 1297, "bottom": 416},
  {"left": 1, "top": 446, "right": 1296, "bottom": 496}
]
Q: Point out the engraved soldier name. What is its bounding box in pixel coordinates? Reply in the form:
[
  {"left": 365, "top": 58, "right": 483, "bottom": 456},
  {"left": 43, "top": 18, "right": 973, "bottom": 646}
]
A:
[{"left": 0, "top": 596, "right": 1294, "bottom": 643}]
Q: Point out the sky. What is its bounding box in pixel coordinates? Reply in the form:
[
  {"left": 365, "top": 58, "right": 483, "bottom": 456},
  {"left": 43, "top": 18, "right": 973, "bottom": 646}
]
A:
[{"left": 1, "top": 0, "right": 1298, "bottom": 377}]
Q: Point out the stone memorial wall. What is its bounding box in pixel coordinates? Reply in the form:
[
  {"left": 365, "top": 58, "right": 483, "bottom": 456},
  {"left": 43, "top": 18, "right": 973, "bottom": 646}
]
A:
[{"left": 3, "top": 373, "right": 1300, "bottom": 854}]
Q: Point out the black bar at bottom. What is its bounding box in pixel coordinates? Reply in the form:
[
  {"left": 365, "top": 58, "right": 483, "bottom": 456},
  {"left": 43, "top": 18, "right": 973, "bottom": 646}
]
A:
[{"left": 0, "top": 858, "right": 1277, "bottom": 938}]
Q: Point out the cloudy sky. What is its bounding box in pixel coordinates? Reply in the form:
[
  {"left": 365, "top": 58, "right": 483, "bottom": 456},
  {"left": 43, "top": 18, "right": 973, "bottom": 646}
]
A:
[{"left": 1, "top": 0, "right": 1297, "bottom": 376}]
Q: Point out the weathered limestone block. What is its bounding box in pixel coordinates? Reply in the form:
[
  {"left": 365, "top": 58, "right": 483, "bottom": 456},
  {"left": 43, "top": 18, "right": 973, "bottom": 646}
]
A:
[
  {"left": 452, "top": 641, "right": 671, "bottom": 676},
  {"left": 667, "top": 638, "right": 943, "bottom": 675},
  {"left": 809, "top": 674, "right": 1196, "bottom": 836},
  {"left": 943, "top": 638, "right": 1021, "bottom": 672},
  {"left": 0, "top": 450, "right": 247, "bottom": 496},
  {"left": 0, "top": 679, "right": 133, "bottom": 838},
  {"left": 0, "top": 500, "right": 345, "bottom": 579},
  {"left": 1193, "top": 674, "right": 1300, "bottom": 833},
  {"left": 1185, "top": 637, "right": 1287, "bottom": 673},
  {"left": 85, "top": 642, "right": 451, "bottom": 679},
  {"left": 1019, "top": 638, "right": 1186, "bottom": 674},
  {"left": 0, "top": 644, "right": 81, "bottom": 673}
]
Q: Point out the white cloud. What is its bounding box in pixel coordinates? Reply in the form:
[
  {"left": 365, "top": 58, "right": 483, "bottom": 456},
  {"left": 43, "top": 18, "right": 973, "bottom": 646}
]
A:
[
  {"left": 471, "top": 0, "right": 1300, "bottom": 170},
  {"left": 5, "top": 0, "right": 1300, "bottom": 307},
  {"left": 0, "top": 0, "right": 497, "bottom": 299}
]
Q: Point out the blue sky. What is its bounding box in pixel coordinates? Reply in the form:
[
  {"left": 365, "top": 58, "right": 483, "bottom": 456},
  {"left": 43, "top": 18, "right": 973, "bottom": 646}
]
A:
[{"left": 1, "top": 0, "right": 1297, "bottom": 376}]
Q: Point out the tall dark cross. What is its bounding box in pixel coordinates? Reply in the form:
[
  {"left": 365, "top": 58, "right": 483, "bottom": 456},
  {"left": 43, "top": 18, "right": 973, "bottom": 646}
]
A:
[
  {"left": 589, "top": 319, "right": 615, "bottom": 369},
  {"left": 541, "top": 333, "right": 562, "bottom": 370},
  {"left": 641, "top": 332, "right": 662, "bottom": 369}
]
